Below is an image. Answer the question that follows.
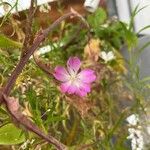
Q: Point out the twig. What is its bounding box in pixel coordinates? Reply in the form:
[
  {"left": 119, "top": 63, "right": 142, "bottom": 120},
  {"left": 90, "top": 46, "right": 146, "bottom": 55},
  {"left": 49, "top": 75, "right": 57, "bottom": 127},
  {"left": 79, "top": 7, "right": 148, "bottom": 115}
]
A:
[
  {"left": 33, "top": 54, "right": 53, "bottom": 77},
  {"left": 2, "top": 95, "right": 67, "bottom": 150},
  {"left": 22, "top": 0, "right": 37, "bottom": 53}
]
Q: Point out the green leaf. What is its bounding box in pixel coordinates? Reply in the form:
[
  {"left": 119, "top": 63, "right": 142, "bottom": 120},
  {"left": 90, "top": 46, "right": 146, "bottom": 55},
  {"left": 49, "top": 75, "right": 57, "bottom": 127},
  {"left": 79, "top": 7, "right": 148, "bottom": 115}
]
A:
[
  {"left": 0, "top": 123, "right": 25, "bottom": 145},
  {"left": 87, "top": 8, "right": 107, "bottom": 29},
  {"left": 0, "top": 34, "right": 22, "bottom": 49},
  {"left": 129, "top": 4, "right": 148, "bottom": 31},
  {"left": 45, "top": 116, "right": 66, "bottom": 125},
  {"left": 26, "top": 87, "right": 37, "bottom": 111},
  {"left": 125, "top": 30, "right": 138, "bottom": 49},
  {"left": 137, "top": 25, "right": 150, "bottom": 34}
]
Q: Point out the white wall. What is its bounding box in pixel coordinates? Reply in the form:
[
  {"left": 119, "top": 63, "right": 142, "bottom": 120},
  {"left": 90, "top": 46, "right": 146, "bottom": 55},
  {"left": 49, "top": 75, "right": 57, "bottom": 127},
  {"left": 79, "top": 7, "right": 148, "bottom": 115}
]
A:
[
  {"left": 115, "top": 0, "right": 150, "bottom": 35},
  {"left": 130, "top": 0, "right": 150, "bottom": 34},
  {"left": 115, "top": 0, "right": 130, "bottom": 24}
]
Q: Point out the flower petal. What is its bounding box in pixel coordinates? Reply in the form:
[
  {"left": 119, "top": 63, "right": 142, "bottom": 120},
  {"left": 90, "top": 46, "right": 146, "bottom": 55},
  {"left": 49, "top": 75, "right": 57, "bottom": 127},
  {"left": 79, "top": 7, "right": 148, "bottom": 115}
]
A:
[
  {"left": 78, "top": 69, "right": 96, "bottom": 83},
  {"left": 73, "top": 82, "right": 91, "bottom": 97},
  {"left": 107, "top": 51, "right": 115, "bottom": 61},
  {"left": 54, "top": 66, "right": 69, "bottom": 82},
  {"left": 60, "top": 81, "right": 71, "bottom": 93},
  {"left": 67, "top": 84, "right": 78, "bottom": 94},
  {"left": 60, "top": 81, "right": 78, "bottom": 94},
  {"left": 80, "top": 83, "right": 91, "bottom": 93},
  {"left": 100, "top": 51, "right": 107, "bottom": 61},
  {"left": 76, "top": 88, "right": 87, "bottom": 97},
  {"left": 67, "top": 57, "right": 81, "bottom": 74}
]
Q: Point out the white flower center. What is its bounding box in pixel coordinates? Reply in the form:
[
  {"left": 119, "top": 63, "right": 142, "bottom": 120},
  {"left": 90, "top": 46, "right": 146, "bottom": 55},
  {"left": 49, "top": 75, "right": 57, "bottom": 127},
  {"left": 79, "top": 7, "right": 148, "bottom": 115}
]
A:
[
  {"left": 69, "top": 72, "right": 81, "bottom": 88},
  {"left": 70, "top": 73, "right": 77, "bottom": 82}
]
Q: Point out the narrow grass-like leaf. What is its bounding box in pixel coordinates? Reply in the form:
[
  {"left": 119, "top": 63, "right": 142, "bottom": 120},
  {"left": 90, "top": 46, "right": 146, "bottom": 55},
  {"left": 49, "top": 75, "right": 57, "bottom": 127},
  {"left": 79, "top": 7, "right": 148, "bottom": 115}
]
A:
[{"left": 0, "top": 34, "right": 22, "bottom": 49}]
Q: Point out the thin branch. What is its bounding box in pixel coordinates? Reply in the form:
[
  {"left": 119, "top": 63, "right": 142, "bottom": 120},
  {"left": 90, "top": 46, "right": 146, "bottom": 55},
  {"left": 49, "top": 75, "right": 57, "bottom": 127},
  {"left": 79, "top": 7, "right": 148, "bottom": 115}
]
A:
[
  {"left": 22, "top": 0, "right": 37, "bottom": 54},
  {"left": 2, "top": 95, "right": 67, "bottom": 150},
  {"left": 33, "top": 54, "right": 53, "bottom": 77}
]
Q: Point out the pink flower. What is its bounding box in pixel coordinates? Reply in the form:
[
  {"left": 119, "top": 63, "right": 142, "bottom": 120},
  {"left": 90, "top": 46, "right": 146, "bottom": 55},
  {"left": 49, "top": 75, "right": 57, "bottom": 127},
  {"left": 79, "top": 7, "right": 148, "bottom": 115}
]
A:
[{"left": 53, "top": 57, "right": 96, "bottom": 97}]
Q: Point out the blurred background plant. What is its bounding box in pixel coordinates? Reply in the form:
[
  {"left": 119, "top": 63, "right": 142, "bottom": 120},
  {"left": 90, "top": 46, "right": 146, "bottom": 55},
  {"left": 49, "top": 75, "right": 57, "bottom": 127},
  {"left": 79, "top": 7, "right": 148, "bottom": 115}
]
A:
[{"left": 0, "top": 1, "right": 150, "bottom": 150}]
